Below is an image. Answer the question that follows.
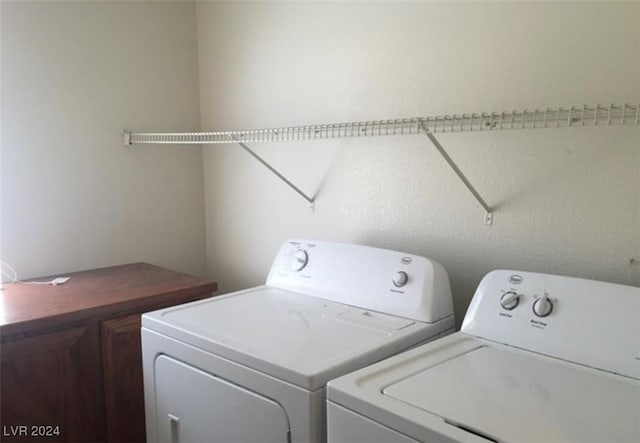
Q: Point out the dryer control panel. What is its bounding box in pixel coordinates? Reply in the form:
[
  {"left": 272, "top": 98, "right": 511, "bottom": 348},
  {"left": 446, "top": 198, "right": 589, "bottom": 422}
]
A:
[
  {"left": 266, "top": 239, "right": 453, "bottom": 324},
  {"left": 462, "top": 270, "right": 640, "bottom": 379}
]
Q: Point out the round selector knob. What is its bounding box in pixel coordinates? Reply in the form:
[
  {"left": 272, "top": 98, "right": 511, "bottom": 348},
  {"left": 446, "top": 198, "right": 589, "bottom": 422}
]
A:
[
  {"left": 289, "top": 249, "right": 309, "bottom": 272},
  {"left": 533, "top": 295, "right": 553, "bottom": 317},
  {"left": 500, "top": 291, "right": 520, "bottom": 310},
  {"left": 392, "top": 271, "right": 409, "bottom": 288}
]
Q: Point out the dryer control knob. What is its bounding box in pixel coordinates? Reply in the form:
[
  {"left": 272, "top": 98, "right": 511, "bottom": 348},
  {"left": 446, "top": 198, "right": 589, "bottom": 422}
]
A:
[
  {"left": 290, "top": 249, "right": 309, "bottom": 272},
  {"left": 392, "top": 271, "right": 409, "bottom": 288},
  {"left": 533, "top": 295, "right": 553, "bottom": 317},
  {"left": 500, "top": 291, "right": 520, "bottom": 310}
]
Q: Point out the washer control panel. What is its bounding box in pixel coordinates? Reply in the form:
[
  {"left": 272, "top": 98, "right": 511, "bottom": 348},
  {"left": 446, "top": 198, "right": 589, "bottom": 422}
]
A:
[
  {"left": 499, "top": 291, "right": 520, "bottom": 310},
  {"left": 462, "top": 270, "right": 639, "bottom": 380},
  {"left": 392, "top": 271, "right": 409, "bottom": 288},
  {"left": 289, "top": 249, "right": 309, "bottom": 271},
  {"left": 497, "top": 289, "right": 555, "bottom": 317},
  {"left": 266, "top": 239, "right": 453, "bottom": 323},
  {"left": 532, "top": 294, "right": 553, "bottom": 317}
]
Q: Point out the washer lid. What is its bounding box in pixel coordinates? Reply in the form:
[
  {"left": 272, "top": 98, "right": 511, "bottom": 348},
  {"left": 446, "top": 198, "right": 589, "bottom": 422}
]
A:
[
  {"left": 142, "top": 286, "right": 443, "bottom": 390},
  {"left": 383, "top": 346, "right": 640, "bottom": 443}
]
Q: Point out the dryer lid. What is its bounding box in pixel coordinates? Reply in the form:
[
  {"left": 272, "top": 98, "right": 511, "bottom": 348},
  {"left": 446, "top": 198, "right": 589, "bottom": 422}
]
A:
[
  {"left": 383, "top": 346, "right": 640, "bottom": 443},
  {"left": 143, "top": 286, "right": 440, "bottom": 390}
]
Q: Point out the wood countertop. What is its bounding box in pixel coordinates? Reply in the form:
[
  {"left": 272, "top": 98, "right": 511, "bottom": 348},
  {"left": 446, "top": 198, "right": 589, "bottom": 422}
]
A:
[{"left": 0, "top": 262, "right": 217, "bottom": 339}]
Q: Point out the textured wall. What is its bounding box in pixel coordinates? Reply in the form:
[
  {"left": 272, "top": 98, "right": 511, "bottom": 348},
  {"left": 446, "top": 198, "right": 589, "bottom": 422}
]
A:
[
  {"left": 1, "top": 1, "right": 206, "bottom": 279},
  {"left": 197, "top": 2, "right": 639, "bottom": 322}
]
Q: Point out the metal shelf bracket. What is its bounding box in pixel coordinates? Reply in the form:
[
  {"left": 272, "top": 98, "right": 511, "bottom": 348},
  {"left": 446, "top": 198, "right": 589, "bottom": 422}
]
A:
[
  {"left": 236, "top": 141, "right": 316, "bottom": 211},
  {"left": 122, "top": 129, "right": 131, "bottom": 146},
  {"left": 422, "top": 128, "right": 493, "bottom": 225}
]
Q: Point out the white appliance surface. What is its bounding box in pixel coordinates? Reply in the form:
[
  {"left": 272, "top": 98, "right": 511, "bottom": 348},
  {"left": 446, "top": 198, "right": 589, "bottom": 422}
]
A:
[
  {"left": 265, "top": 239, "right": 452, "bottom": 324},
  {"left": 462, "top": 270, "right": 639, "bottom": 379},
  {"left": 142, "top": 285, "right": 444, "bottom": 390},
  {"left": 155, "top": 355, "right": 289, "bottom": 443},
  {"left": 142, "top": 239, "right": 455, "bottom": 442},
  {"left": 384, "top": 346, "right": 639, "bottom": 442},
  {"left": 327, "top": 270, "right": 640, "bottom": 443}
]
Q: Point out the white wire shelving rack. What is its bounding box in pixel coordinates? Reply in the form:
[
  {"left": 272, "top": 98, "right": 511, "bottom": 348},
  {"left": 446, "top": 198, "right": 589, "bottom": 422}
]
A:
[{"left": 123, "top": 103, "right": 640, "bottom": 225}]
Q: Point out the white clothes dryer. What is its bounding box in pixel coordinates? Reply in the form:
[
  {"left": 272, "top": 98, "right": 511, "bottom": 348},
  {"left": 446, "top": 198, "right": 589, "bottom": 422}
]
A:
[
  {"left": 327, "top": 270, "right": 639, "bottom": 443},
  {"left": 142, "top": 239, "right": 455, "bottom": 442}
]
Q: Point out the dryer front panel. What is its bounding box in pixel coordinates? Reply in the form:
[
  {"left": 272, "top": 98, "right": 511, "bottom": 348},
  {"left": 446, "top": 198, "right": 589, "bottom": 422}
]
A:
[{"left": 154, "top": 355, "right": 290, "bottom": 443}]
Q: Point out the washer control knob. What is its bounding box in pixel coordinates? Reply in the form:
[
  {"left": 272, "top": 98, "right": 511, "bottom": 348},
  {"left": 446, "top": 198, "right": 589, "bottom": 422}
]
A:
[
  {"left": 500, "top": 291, "right": 520, "bottom": 310},
  {"left": 290, "top": 249, "right": 309, "bottom": 272},
  {"left": 392, "top": 271, "right": 409, "bottom": 288},
  {"left": 533, "top": 295, "right": 553, "bottom": 317}
]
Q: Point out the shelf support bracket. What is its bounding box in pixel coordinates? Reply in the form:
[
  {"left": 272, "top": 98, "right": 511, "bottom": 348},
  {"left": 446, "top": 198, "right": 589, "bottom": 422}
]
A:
[
  {"left": 236, "top": 141, "right": 315, "bottom": 210},
  {"left": 422, "top": 129, "right": 493, "bottom": 225},
  {"left": 122, "top": 130, "right": 131, "bottom": 146}
]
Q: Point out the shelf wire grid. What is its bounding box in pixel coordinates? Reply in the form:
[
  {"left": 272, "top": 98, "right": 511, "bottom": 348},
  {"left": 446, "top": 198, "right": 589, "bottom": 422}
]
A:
[{"left": 125, "top": 103, "right": 639, "bottom": 145}]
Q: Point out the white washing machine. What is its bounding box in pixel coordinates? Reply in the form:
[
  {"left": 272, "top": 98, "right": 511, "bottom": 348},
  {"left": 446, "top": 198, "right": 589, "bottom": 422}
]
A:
[
  {"left": 142, "top": 239, "right": 455, "bottom": 442},
  {"left": 327, "top": 270, "right": 640, "bottom": 443}
]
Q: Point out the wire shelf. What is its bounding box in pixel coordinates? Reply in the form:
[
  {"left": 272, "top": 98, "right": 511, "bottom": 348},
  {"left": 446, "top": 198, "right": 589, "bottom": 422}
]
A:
[{"left": 124, "top": 103, "right": 639, "bottom": 145}]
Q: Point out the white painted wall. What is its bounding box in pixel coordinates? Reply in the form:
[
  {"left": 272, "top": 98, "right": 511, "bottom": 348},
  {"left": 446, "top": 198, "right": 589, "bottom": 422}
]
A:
[
  {"left": 1, "top": 1, "right": 206, "bottom": 279},
  {"left": 197, "top": 2, "right": 640, "bottom": 321}
]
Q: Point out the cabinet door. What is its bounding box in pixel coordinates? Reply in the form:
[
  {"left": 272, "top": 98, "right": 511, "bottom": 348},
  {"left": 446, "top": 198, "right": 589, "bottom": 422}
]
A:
[
  {"left": 0, "top": 326, "right": 103, "bottom": 442},
  {"left": 101, "top": 314, "right": 146, "bottom": 443}
]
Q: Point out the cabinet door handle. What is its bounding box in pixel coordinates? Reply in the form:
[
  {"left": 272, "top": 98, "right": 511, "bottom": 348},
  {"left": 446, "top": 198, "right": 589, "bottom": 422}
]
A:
[{"left": 168, "top": 413, "right": 180, "bottom": 443}]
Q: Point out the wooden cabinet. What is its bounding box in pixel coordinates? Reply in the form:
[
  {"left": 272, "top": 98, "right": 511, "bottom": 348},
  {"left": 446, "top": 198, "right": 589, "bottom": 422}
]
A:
[
  {"left": 0, "top": 263, "right": 217, "bottom": 443},
  {"left": 1, "top": 326, "right": 100, "bottom": 442},
  {"left": 101, "top": 314, "right": 146, "bottom": 443}
]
